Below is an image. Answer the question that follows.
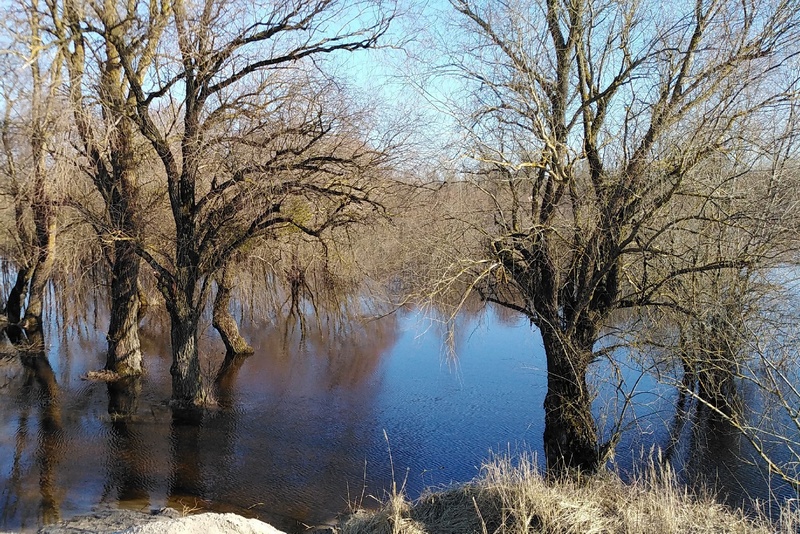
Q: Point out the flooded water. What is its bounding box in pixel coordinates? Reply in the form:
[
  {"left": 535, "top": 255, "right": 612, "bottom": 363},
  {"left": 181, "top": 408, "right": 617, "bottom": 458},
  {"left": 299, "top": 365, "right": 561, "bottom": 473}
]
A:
[{"left": 0, "top": 305, "right": 796, "bottom": 532}]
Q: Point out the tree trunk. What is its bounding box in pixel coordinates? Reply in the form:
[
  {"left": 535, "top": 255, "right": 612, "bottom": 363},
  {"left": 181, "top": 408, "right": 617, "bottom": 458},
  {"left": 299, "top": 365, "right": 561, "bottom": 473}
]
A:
[
  {"left": 212, "top": 268, "right": 253, "bottom": 357},
  {"left": 540, "top": 326, "right": 600, "bottom": 475},
  {"left": 697, "top": 356, "right": 739, "bottom": 419},
  {"left": 106, "top": 240, "right": 143, "bottom": 376},
  {"left": 15, "top": 13, "right": 55, "bottom": 336},
  {"left": 169, "top": 307, "right": 204, "bottom": 406},
  {"left": 21, "top": 205, "right": 56, "bottom": 333},
  {"left": 7, "top": 266, "right": 32, "bottom": 324}
]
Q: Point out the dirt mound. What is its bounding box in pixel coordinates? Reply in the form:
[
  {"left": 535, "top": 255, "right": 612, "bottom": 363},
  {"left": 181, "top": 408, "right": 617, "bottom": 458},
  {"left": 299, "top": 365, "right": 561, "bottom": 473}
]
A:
[{"left": 38, "top": 508, "right": 286, "bottom": 534}]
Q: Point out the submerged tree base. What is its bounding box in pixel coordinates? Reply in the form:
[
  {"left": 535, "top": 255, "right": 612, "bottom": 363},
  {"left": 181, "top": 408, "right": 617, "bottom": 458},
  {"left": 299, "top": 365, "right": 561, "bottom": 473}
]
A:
[{"left": 340, "top": 455, "right": 798, "bottom": 534}]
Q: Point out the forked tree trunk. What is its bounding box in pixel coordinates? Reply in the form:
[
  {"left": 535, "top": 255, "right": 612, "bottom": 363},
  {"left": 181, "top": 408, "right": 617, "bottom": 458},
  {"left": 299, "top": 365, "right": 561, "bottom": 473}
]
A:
[
  {"left": 106, "top": 240, "right": 142, "bottom": 375},
  {"left": 7, "top": 266, "right": 32, "bottom": 324},
  {"left": 540, "top": 326, "right": 600, "bottom": 474},
  {"left": 22, "top": 204, "right": 56, "bottom": 333},
  {"left": 212, "top": 268, "right": 253, "bottom": 357},
  {"left": 170, "top": 307, "right": 204, "bottom": 405}
]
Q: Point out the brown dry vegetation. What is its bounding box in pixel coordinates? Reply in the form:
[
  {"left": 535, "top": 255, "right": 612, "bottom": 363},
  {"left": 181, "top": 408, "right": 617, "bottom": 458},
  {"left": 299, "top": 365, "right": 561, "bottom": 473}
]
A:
[{"left": 340, "top": 455, "right": 799, "bottom": 534}]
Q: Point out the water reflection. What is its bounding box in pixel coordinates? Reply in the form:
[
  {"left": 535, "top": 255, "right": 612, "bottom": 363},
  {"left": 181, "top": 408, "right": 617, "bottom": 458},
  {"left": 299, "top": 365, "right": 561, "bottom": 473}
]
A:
[
  {"left": 0, "top": 306, "right": 795, "bottom": 533},
  {"left": 169, "top": 409, "right": 206, "bottom": 507},
  {"left": 104, "top": 376, "right": 151, "bottom": 506},
  {"left": 106, "top": 416, "right": 152, "bottom": 506},
  {"left": 661, "top": 389, "right": 693, "bottom": 467},
  {"left": 214, "top": 354, "right": 249, "bottom": 409},
  {"left": 3, "top": 331, "right": 65, "bottom": 527},
  {"left": 108, "top": 376, "right": 142, "bottom": 418},
  {"left": 686, "top": 403, "right": 745, "bottom": 489},
  {"left": 661, "top": 387, "right": 780, "bottom": 512}
]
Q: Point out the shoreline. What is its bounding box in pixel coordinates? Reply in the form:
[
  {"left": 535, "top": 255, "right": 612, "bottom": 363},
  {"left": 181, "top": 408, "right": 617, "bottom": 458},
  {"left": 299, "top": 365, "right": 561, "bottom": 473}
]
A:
[{"left": 3, "top": 458, "right": 799, "bottom": 534}]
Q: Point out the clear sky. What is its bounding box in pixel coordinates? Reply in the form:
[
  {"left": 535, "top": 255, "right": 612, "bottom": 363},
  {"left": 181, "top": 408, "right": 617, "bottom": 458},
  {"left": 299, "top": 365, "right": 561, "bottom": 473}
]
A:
[{"left": 325, "top": 0, "right": 464, "bottom": 172}]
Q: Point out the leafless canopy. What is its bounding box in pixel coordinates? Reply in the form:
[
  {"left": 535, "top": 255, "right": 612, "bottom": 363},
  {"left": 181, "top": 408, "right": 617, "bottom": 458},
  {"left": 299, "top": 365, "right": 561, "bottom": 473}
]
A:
[{"left": 429, "top": 0, "right": 800, "bottom": 472}]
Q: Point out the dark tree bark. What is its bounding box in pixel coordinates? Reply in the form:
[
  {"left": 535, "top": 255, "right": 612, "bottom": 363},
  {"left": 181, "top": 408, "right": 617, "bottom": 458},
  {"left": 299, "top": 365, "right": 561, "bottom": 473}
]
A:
[
  {"left": 97, "top": 37, "right": 144, "bottom": 377},
  {"left": 106, "top": 240, "right": 142, "bottom": 375},
  {"left": 540, "top": 326, "right": 600, "bottom": 472},
  {"left": 169, "top": 293, "right": 204, "bottom": 405},
  {"left": 104, "top": 148, "right": 143, "bottom": 376},
  {"left": 107, "top": 375, "right": 142, "bottom": 418},
  {"left": 6, "top": 267, "right": 32, "bottom": 325}
]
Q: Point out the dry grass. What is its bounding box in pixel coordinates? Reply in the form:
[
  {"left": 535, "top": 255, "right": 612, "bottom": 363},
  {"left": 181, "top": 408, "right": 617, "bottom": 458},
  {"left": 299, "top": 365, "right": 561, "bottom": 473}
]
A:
[{"left": 339, "top": 455, "right": 799, "bottom": 534}]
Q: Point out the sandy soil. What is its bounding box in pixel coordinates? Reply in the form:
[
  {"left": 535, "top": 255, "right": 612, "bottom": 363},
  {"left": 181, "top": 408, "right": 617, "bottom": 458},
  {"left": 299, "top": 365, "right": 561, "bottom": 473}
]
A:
[{"left": 37, "top": 507, "right": 287, "bottom": 534}]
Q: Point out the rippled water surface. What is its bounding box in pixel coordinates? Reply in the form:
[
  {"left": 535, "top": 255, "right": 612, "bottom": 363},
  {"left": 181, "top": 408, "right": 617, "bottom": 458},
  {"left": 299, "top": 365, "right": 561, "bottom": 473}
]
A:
[{"left": 0, "top": 305, "right": 795, "bottom": 532}]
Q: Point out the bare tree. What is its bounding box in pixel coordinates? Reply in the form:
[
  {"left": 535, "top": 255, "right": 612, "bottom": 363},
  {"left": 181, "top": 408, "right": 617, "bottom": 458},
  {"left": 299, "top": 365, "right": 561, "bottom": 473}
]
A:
[
  {"left": 39, "top": 0, "right": 172, "bottom": 376},
  {"left": 619, "top": 108, "right": 800, "bottom": 484},
  {"left": 430, "top": 0, "right": 800, "bottom": 474},
  {"left": 0, "top": 0, "right": 63, "bottom": 334},
  {"left": 91, "top": 0, "right": 397, "bottom": 404},
  {"left": 647, "top": 263, "right": 800, "bottom": 491}
]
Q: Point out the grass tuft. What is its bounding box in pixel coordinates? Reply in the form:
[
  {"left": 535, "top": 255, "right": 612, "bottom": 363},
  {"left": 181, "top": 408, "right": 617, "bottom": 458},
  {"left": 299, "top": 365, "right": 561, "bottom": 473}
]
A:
[{"left": 339, "top": 454, "right": 799, "bottom": 534}]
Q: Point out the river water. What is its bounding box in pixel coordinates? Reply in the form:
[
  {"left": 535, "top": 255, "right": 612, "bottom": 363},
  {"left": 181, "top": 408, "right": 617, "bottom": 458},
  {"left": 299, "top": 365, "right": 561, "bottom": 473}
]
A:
[{"left": 0, "top": 304, "right": 796, "bottom": 532}]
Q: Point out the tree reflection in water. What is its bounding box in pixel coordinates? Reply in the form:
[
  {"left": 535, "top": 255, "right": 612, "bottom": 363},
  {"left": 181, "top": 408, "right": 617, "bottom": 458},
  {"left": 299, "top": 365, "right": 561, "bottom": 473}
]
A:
[
  {"left": 168, "top": 408, "right": 206, "bottom": 510},
  {"left": 214, "top": 353, "right": 249, "bottom": 410},
  {"left": 105, "top": 376, "right": 151, "bottom": 506},
  {"left": 7, "top": 327, "right": 64, "bottom": 526},
  {"left": 660, "top": 383, "right": 782, "bottom": 515}
]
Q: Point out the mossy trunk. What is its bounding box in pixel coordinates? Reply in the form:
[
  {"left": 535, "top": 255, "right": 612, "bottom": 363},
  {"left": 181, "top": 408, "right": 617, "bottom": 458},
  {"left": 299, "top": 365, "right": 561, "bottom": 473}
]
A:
[{"left": 212, "top": 268, "right": 253, "bottom": 357}]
